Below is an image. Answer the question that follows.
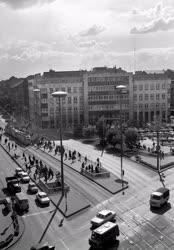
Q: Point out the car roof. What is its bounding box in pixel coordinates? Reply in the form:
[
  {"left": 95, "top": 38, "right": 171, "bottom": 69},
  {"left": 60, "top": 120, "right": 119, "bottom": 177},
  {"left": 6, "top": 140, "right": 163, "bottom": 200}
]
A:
[
  {"left": 98, "top": 210, "right": 113, "bottom": 216},
  {"left": 94, "top": 222, "right": 116, "bottom": 234},
  {"left": 38, "top": 192, "right": 46, "bottom": 195},
  {"left": 156, "top": 187, "right": 169, "bottom": 194},
  {"left": 152, "top": 191, "right": 162, "bottom": 196}
]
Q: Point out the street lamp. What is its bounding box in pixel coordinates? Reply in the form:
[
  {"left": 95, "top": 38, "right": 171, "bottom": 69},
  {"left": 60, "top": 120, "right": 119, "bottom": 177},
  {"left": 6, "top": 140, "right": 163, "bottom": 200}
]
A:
[
  {"left": 52, "top": 91, "right": 67, "bottom": 196},
  {"left": 116, "top": 85, "right": 127, "bottom": 194}
]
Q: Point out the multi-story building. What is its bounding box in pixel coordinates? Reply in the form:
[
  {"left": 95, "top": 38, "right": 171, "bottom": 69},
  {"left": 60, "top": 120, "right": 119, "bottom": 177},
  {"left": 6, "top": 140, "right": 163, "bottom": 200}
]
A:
[
  {"left": 132, "top": 72, "right": 171, "bottom": 126},
  {"left": 29, "top": 70, "right": 86, "bottom": 129},
  {"left": 85, "top": 67, "right": 133, "bottom": 124}
]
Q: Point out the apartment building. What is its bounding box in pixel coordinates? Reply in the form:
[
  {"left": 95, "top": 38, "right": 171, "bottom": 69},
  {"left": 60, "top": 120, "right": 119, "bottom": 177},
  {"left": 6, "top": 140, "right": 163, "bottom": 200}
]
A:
[
  {"left": 132, "top": 72, "right": 171, "bottom": 126},
  {"left": 29, "top": 70, "right": 86, "bottom": 129},
  {"left": 85, "top": 67, "right": 133, "bottom": 124}
]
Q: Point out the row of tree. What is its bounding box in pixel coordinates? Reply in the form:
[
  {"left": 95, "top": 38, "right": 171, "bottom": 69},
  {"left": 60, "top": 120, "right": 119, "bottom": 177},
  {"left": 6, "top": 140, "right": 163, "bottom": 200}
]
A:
[{"left": 74, "top": 118, "right": 139, "bottom": 150}]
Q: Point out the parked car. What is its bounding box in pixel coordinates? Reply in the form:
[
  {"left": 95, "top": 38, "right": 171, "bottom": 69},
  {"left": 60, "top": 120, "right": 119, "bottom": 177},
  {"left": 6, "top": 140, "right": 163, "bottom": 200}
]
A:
[
  {"left": 36, "top": 192, "right": 50, "bottom": 206},
  {"left": 15, "top": 167, "right": 23, "bottom": 177},
  {"left": 19, "top": 172, "right": 30, "bottom": 183},
  {"left": 91, "top": 210, "right": 116, "bottom": 229},
  {"left": 28, "top": 183, "right": 38, "bottom": 194}
]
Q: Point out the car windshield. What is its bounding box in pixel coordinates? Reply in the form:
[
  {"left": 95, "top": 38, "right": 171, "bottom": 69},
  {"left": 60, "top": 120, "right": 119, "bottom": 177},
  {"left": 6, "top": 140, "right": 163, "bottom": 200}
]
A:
[
  {"left": 97, "top": 213, "right": 105, "bottom": 219},
  {"left": 40, "top": 193, "right": 47, "bottom": 198},
  {"left": 151, "top": 195, "right": 161, "bottom": 200}
]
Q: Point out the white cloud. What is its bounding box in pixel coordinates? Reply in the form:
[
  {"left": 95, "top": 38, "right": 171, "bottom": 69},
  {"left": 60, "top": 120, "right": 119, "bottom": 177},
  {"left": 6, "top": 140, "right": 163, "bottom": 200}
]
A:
[
  {"left": 130, "top": 17, "right": 174, "bottom": 34},
  {"left": 130, "top": 2, "right": 174, "bottom": 34},
  {"left": 0, "top": 0, "right": 56, "bottom": 9},
  {"left": 79, "top": 25, "right": 105, "bottom": 37}
]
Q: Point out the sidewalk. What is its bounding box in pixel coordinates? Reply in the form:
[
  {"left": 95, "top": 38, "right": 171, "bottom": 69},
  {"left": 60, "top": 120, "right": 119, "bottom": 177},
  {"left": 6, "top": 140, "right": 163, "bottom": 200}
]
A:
[{"left": 39, "top": 142, "right": 128, "bottom": 194}]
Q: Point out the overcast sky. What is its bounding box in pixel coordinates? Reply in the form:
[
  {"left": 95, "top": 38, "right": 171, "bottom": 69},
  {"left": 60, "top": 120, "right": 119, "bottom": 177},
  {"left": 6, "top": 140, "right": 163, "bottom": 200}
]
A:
[{"left": 0, "top": 0, "right": 174, "bottom": 79}]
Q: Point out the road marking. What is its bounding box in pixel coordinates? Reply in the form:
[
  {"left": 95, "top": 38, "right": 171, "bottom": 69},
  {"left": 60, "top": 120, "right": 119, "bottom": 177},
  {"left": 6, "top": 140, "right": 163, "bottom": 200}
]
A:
[
  {"left": 59, "top": 238, "right": 70, "bottom": 250},
  {"left": 22, "top": 210, "right": 53, "bottom": 218}
]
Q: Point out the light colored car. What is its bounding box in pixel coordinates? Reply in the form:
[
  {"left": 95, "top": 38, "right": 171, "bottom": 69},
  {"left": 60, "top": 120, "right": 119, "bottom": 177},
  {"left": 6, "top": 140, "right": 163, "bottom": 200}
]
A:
[
  {"left": 36, "top": 192, "right": 50, "bottom": 206},
  {"left": 28, "top": 183, "right": 38, "bottom": 194},
  {"left": 15, "top": 167, "right": 23, "bottom": 177},
  {"left": 19, "top": 171, "right": 30, "bottom": 183},
  {"left": 91, "top": 210, "right": 116, "bottom": 229}
]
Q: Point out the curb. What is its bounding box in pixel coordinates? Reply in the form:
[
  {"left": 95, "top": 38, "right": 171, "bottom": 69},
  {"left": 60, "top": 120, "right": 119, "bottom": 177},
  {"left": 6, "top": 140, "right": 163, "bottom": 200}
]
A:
[{"left": 38, "top": 148, "right": 128, "bottom": 195}]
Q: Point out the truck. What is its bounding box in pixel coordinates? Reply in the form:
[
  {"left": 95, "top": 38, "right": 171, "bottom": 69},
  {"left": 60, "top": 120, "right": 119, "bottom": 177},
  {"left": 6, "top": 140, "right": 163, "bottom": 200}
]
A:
[
  {"left": 89, "top": 221, "right": 119, "bottom": 249},
  {"left": 6, "top": 176, "right": 21, "bottom": 193}
]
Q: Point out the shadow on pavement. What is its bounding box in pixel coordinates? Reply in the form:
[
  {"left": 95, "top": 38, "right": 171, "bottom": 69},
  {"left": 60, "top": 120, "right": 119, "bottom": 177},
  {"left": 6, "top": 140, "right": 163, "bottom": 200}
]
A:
[{"left": 150, "top": 202, "right": 171, "bottom": 215}]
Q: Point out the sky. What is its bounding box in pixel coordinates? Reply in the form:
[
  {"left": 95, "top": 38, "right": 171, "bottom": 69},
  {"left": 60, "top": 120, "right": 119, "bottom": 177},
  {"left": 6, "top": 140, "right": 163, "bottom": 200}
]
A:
[{"left": 0, "top": 0, "right": 174, "bottom": 79}]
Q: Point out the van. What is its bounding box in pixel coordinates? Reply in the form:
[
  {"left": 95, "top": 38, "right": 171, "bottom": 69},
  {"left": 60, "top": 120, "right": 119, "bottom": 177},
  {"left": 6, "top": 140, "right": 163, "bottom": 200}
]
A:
[
  {"left": 15, "top": 192, "right": 29, "bottom": 212},
  {"left": 89, "top": 221, "right": 119, "bottom": 249},
  {"left": 150, "top": 187, "right": 169, "bottom": 208}
]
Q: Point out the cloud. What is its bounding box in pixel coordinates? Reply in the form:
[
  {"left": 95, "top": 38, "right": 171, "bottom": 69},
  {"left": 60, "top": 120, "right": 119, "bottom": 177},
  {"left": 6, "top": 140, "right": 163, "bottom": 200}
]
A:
[
  {"left": 79, "top": 25, "right": 105, "bottom": 37},
  {"left": 0, "top": 0, "right": 56, "bottom": 9},
  {"left": 130, "top": 17, "right": 174, "bottom": 34},
  {"left": 78, "top": 40, "right": 97, "bottom": 48}
]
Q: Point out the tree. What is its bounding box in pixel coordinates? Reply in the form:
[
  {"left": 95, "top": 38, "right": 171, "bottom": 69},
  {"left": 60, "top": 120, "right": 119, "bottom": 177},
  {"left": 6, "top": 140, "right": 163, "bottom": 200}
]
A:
[
  {"left": 96, "top": 116, "right": 105, "bottom": 140},
  {"left": 124, "top": 127, "right": 139, "bottom": 149},
  {"left": 106, "top": 127, "right": 121, "bottom": 148},
  {"left": 82, "top": 125, "right": 96, "bottom": 138}
]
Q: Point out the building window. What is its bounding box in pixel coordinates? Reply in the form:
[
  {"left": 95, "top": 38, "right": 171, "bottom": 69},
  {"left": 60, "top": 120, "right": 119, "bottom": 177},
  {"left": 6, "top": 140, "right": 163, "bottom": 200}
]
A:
[
  {"left": 139, "top": 85, "right": 143, "bottom": 91},
  {"left": 68, "top": 97, "right": 71, "bottom": 104},
  {"left": 67, "top": 87, "right": 71, "bottom": 93},
  {"left": 150, "top": 83, "right": 155, "bottom": 90},
  {"left": 61, "top": 87, "right": 65, "bottom": 92},
  {"left": 139, "top": 104, "right": 143, "bottom": 109},
  {"left": 74, "top": 97, "right": 78, "bottom": 104},
  {"left": 145, "top": 104, "right": 148, "bottom": 109},
  {"left": 73, "top": 87, "right": 77, "bottom": 93},
  {"left": 145, "top": 84, "right": 149, "bottom": 90},
  {"left": 133, "top": 85, "right": 137, "bottom": 91},
  {"left": 162, "top": 93, "right": 165, "bottom": 99},
  {"left": 162, "top": 83, "right": 165, "bottom": 89},
  {"left": 156, "top": 83, "right": 160, "bottom": 90},
  {"left": 139, "top": 94, "right": 143, "bottom": 101},
  {"left": 156, "top": 94, "right": 160, "bottom": 100},
  {"left": 145, "top": 94, "right": 148, "bottom": 100},
  {"left": 150, "top": 94, "right": 154, "bottom": 100}
]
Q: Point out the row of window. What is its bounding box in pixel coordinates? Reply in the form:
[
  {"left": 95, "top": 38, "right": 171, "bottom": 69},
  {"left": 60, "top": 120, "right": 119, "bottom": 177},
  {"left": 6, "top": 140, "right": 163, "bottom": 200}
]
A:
[
  {"left": 88, "top": 95, "right": 128, "bottom": 101},
  {"left": 89, "top": 104, "right": 129, "bottom": 111},
  {"left": 88, "top": 86, "right": 128, "bottom": 92},
  {"left": 88, "top": 76, "right": 129, "bottom": 82},
  {"left": 40, "top": 87, "right": 83, "bottom": 94},
  {"left": 133, "top": 82, "right": 167, "bottom": 91},
  {"left": 134, "top": 93, "right": 166, "bottom": 101},
  {"left": 134, "top": 103, "right": 166, "bottom": 109}
]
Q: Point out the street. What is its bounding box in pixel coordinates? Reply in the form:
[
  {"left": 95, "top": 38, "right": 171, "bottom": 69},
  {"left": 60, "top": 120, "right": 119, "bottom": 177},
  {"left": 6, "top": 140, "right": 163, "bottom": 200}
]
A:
[{"left": 1, "top": 117, "right": 174, "bottom": 249}]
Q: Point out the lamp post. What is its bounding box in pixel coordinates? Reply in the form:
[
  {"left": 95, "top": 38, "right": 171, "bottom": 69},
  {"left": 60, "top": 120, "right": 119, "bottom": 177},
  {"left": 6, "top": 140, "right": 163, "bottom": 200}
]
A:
[
  {"left": 116, "top": 85, "right": 127, "bottom": 194},
  {"left": 52, "top": 91, "right": 67, "bottom": 196},
  {"left": 33, "top": 88, "right": 40, "bottom": 129}
]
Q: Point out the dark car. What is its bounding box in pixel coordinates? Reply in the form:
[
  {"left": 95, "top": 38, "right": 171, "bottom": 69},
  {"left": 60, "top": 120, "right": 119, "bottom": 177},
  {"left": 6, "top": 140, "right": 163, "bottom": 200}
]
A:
[{"left": 28, "top": 183, "right": 38, "bottom": 194}]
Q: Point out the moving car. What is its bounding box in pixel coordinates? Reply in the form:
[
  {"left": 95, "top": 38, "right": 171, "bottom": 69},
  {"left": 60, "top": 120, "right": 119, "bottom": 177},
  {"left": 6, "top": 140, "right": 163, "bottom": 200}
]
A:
[
  {"left": 89, "top": 221, "right": 119, "bottom": 249},
  {"left": 15, "top": 167, "right": 23, "bottom": 177},
  {"left": 91, "top": 210, "right": 116, "bottom": 229},
  {"left": 15, "top": 192, "right": 29, "bottom": 212},
  {"left": 150, "top": 187, "right": 170, "bottom": 208},
  {"left": 28, "top": 183, "right": 38, "bottom": 194},
  {"left": 19, "top": 171, "right": 30, "bottom": 183},
  {"left": 36, "top": 192, "right": 50, "bottom": 206},
  {"left": 6, "top": 176, "right": 21, "bottom": 193}
]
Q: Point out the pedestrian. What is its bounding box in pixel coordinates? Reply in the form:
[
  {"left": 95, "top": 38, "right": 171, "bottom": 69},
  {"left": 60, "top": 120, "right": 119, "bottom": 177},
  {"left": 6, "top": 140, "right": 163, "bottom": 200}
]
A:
[{"left": 48, "top": 167, "right": 54, "bottom": 180}]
